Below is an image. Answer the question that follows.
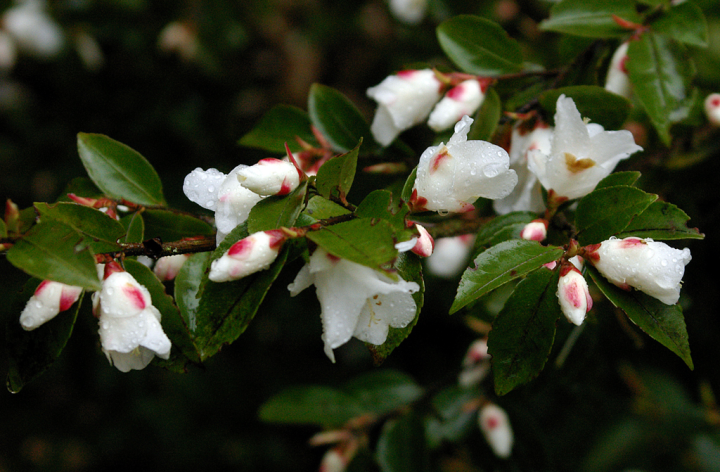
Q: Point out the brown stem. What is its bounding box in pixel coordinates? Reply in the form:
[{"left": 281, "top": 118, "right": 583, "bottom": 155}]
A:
[{"left": 94, "top": 235, "right": 217, "bottom": 262}]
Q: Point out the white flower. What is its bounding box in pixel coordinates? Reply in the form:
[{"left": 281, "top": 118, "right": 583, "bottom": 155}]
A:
[
  {"left": 704, "top": 93, "right": 720, "bottom": 126},
  {"left": 367, "top": 69, "right": 442, "bottom": 146},
  {"left": 427, "top": 79, "right": 485, "bottom": 132},
  {"left": 557, "top": 263, "right": 592, "bottom": 326},
  {"left": 425, "top": 235, "right": 474, "bottom": 279},
  {"left": 288, "top": 248, "right": 419, "bottom": 362},
  {"left": 388, "top": 0, "right": 427, "bottom": 25},
  {"left": 153, "top": 254, "right": 190, "bottom": 281},
  {"left": 94, "top": 263, "right": 172, "bottom": 372},
  {"left": 527, "top": 95, "right": 642, "bottom": 200},
  {"left": 478, "top": 403, "right": 514, "bottom": 459},
  {"left": 586, "top": 237, "right": 691, "bottom": 305},
  {"left": 2, "top": 0, "right": 64, "bottom": 59},
  {"left": 237, "top": 158, "right": 301, "bottom": 196},
  {"left": 209, "top": 230, "right": 286, "bottom": 282},
  {"left": 520, "top": 219, "right": 548, "bottom": 242},
  {"left": 604, "top": 42, "right": 631, "bottom": 99},
  {"left": 19, "top": 280, "right": 82, "bottom": 330},
  {"left": 412, "top": 116, "right": 517, "bottom": 213},
  {"left": 493, "top": 122, "right": 552, "bottom": 215},
  {"left": 183, "top": 165, "right": 263, "bottom": 245}
]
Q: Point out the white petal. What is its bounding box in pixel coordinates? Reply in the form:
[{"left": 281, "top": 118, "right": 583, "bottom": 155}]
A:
[{"left": 183, "top": 167, "right": 226, "bottom": 210}]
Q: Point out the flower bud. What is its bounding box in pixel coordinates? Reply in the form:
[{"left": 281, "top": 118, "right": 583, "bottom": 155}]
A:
[
  {"left": 425, "top": 235, "right": 474, "bottom": 279},
  {"left": 427, "top": 79, "right": 485, "bottom": 132},
  {"left": 19, "top": 280, "right": 83, "bottom": 330},
  {"left": 153, "top": 254, "right": 190, "bottom": 281},
  {"left": 209, "top": 230, "right": 286, "bottom": 282},
  {"left": 411, "top": 224, "right": 434, "bottom": 257},
  {"left": 585, "top": 237, "right": 691, "bottom": 305},
  {"left": 157, "top": 21, "right": 198, "bottom": 62},
  {"left": 458, "top": 338, "right": 490, "bottom": 387},
  {"left": 604, "top": 42, "right": 631, "bottom": 99},
  {"left": 237, "top": 158, "right": 302, "bottom": 196},
  {"left": 2, "top": 0, "right": 64, "bottom": 59},
  {"left": 388, "top": 0, "right": 428, "bottom": 25},
  {"left": 557, "top": 263, "right": 592, "bottom": 326},
  {"left": 478, "top": 403, "right": 513, "bottom": 459},
  {"left": 520, "top": 219, "right": 548, "bottom": 242},
  {"left": 704, "top": 93, "right": 720, "bottom": 126}
]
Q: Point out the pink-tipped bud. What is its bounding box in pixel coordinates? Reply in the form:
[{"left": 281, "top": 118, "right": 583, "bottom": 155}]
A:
[
  {"left": 67, "top": 193, "right": 98, "bottom": 207},
  {"left": 237, "top": 158, "right": 302, "bottom": 196},
  {"left": 19, "top": 280, "right": 83, "bottom": 330},
  {"left": 557, "top": 263, "right": 592, "bottom": 326},
  {"left": 427, "top": 79, "right": 485, "bottom": 132},
  {"left": 520, "top": 219, "right": 548, "bottom": 242},
  {"left": 153, "top": 254, "right": 190, "bottom": 281},
  {"left": 604, "top": 42, "right": 631, "bottom": 99},
  {"left": 104, "top": 261, "right": 125, "bottom": 279},
  {"left": 458, "top": 338, "right": 490, "bottom": 387},
  {"left": 318, "top": 438, "right": 358, "bottom": 472},
  {"left": 478, "top": 403, "right": 514, "bottom": 459},
  {"left": 209, "top": 230, "right": 285, "bottom": 282},
  {"left": 5, "top": 199, "right": 19, "bottom": 232},
  {"left": 705, "top": 93, "right": 720, "bottom": 126},
  {"left": 411, "top": 224, "right": 434, "bottom": 257},
  {"left": 362, "top": 162, "right": 409, "bottom": 174}
]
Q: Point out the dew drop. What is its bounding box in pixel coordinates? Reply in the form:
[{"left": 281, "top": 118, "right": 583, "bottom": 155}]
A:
[
  {"left": 107, "top": 287, "right": 114, "bottom": 295},
  {"left": 34, "top": 301, "right": 43, "bottom": 308},
  {"left": 661, "top": 260, "right": 667, "bottom": 267},
  {"left": 208, "top": 186, "right": 215, "bottom": 193}
]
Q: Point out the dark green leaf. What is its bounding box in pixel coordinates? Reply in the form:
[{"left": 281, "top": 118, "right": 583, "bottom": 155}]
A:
[
  {"left": 238, "top": 105, "right": 318, "bottom": 153},
  {"left": 652, "top": 1, "right": 708, "bottom": 47},
  {"left": 356, "top": 190, "right": 415, "bottom": 243},
  {"left": 7, "top": 221, "right": 102, "bottom": 290},
  {"left": 77, "top": 133, "right": 166, "bottom": 206},
  {"left": 627, "top": 33, "right": 695, "bottom": 145},
  {"left": 0, "top": 219, "right": 6, "bottom": 238},
  {"left": 595, "top": 171, "right": 641, "bottom": 190},
  {"left": 119, "top": 212, "right": 144, "bottom": 244},
  {"left": 308, "top": 84, "right": 376, "bottom": 152},
  {"left": 587, "top": 266, "right": 693, "bottom": 369},
  {"left": 6, "top": 279, "right": 82, "bottom": 393},
  {"left": 377, "top": 412, "right": 431, "bottom": 472},
  {"left": 575, "top": 186, "right": 657, "bottom": 246},
  {"left": 302, "top": 195, "right": 352, "bottom": 222},
  {"left": 488, "top": 268, "right": 562, "bottom": 396},
  {"left": 451, "top": 240, "right": 563, "bottom": 314},
  {"left": 472, "top": 211, "right": 537, "bottom": 257},
  {"left": 343, "top": 370, "right": 423, "bottom": 416},
  {"left": 427, "top": 386, "right": 478, "bottom": 445},
  {"left": 401, "top": 167, "right": 417, "bottom": 203},
  {"left": 174, "top": 252, "right": 209, "bottom": 333},
  {"left": 539, "top": 86, "right": 632, "bottom": 130},
  {"left": 616, "top": 201, "right": 704, "bottom": 240},
  {"left": 467, "top": 88, "right": 502, "bottom": 141},
  {"left": 35, "top": 202, "right": 125, "bottom": 254},
  {"left": 56, "top": 177, "right": 103, "bottom": 202},
  {"left": 248, "top": 181, "right": 307, "bottom": 233},
  {"left": 259, "top": 386, "right": 365, "bottom": 427},
  {"left": 437, "top": 15, "right": 523, "bottom": 75},
  {"left": 315, "top": 141, "right": 361, "bottom": 202},
  {"left": 539, "top": 0, "right": 642, "bottom": 38},
  {"left": 142, "top": 209, "right": 214, "bottom": 242}
]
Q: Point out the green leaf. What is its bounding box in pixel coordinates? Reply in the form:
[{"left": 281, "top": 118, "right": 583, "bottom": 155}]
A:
[
  {"left": 34, "top": 202, "right": 125, "bottom": 254},
  {"left": 539, "top": 0, "right": 642, "bottom": 38},
  {"left": 575, "top": 186, "right": 657, "bottom": 246},
  {"left": 247, "top": 181, "right": 307, "bottom": 233},
  {"left": 587, "top": 266, "right": 693, "bottom": 369},
  {"left": 539, "top": 86, "right": 632, "bottom": 130},
  {"left": 616, "top": 201, "right": 704, "bottom": 240},
  {"left": 302, "top": 195, "right": 352, "bottom": 222},
  {"left": 427, "top": 387, "right": 477, "bottom": 446},
  {"left": 451, "top": 240, "right": 563, "bottom": 314},
  {"left": 259, "top": 386, "right": 365, "bottom": 427},
  {"left": 142, "top": 209, "right": 214, "bottom": 242},
  {"left": 0, "top": 218, "right": 6, "bottom": 238},
  {"left": 467, "top": 88, "right": 502, "bottom": 141},
  {"left": 306, "top": 218, "right": 398, "bottom": 271},
  {"left": 238, "top": 105, "right": 318, "bottom": 153},
  {"left": 315, "top": 141, "right": 361, "bottom": 202},
  {"left": 343, "top": 370, "right": 423, "bottom": 416},
  {"left": 488, "top": 268, "right": 562, "bottom": 396},
  {"left": 472, "top": 211, "right": 538, "bottom": 257},
  {"left": 119, "top": 212, "right": 144, "bottom": 244},
  {"left": 401, "top": 167, "right": 418, "bottom": 203},
  {"left": 627, "top": 33, "right": 695, "bottom": 145},
  {"left": 437, "top": 15, "right": 523, "bottom": 75},
  {"left": 356, "top": 190, "right": 415, "bottom": 244},
  {"left": 124, "top": 260, "right": 200, "bottom": 369},
  {"left": 366, "top": 253, "right": 425, "bottom": 364},
  {"left": 173, "top": 252, "right": 209, "bottom": 333},
  {"left": 308, "top": 84, "right": 376, "bottom": 152},
  {"left": 377, "top": 412, "right": 431, "bottom": 472},
  {"left": 652, "top": 1, "right": 708, "bottom": 47},
  {"left": 77, "top": 133, "right": 166, "bottom": 206},
  {"left": 595, "top": 171, "right": 641, "bottom": 190},
  {"left": 7, "top": 221, "right": 102, "bottom": 290},
  {"left": 6, "top": 279, "right": 82, "bottom": 393}
]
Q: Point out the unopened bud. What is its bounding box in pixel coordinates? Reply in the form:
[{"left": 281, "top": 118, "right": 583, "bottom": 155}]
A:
[
  {"left": 362, "top": 162, "right": 409, "bottom": 174},
  {"left": 237, "top": 158, "right": 302, "bottom": 196},
  {"left": 427, "top": 79, "right": 485, "bottom": 132},
  {"left": 557, "top": 263, "right": 592, "bottom": 326},
  {"left": 5, "top": 199, "right": 20, "bottom": 232},
  {"left": 604, "top": 42, "right": 631, "bottom": 99},
  {"left": 458, "top": 338, "right": 490, "bottom": 388},
  {"left": 153, "top": 254, "right": 190, "bottom": 281},
  {"left": 20, "top": 280, "right": 83, "bottom": 330},
  {"left": 411, "top": 224, "right": 434, "bottom": 257},
  {"left": 705, "top": 93, "right": 720, "bottom": 126},
  {"left": 478, "top": 403, "right": 513, "bottom": 459},
  {"left": 520, "top": 219, "right": 548, "bottom": 242},
  {"left": 209, "top": 230, "right": 286, "bottom": 282}
]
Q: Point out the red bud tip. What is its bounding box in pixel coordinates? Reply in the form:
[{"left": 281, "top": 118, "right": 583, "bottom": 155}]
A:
[{"left": 104, "top": 261, "right": 125, "bottom": 279}]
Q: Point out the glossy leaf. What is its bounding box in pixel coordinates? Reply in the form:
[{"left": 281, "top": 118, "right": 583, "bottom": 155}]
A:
[
  {"left": 315, "top": 141, "right": 361, "bottom": 202},
  {"left": 259, "top": 386, "right": 365, "bottom": 427},
  {"left": 472, "top": 211, "right": 537, "bottom": 257},
  {"left": 302, "top": 195, "right": 352, "bottom": 222},
  {"left": 77, "top": 133, "right": 166, "bottom": 206},
  {"left": 587, "top": 266, "right": 693, "bottom": 369},
  {"left": 238, "top": 104, "right": 318, "bottom": 153},
  {"left": 356, "top": 190, "right": 415, "bottom": 244},
  {"left": 539, "top": 0, "right": 642, "bottom": 38},
  {"left": 451, "top": 240, "right": 563, "bottom": 314},
  {"left": 437, "top": 15, "right": 523, "bottom": 76},
  {"left": 174, "top": 252, "right": 209, "bottom": 333},
  {"left": 595, "top": 171, "right": 641, "bottom": 190},
  {"left": 652, "top": 1, "right": 708, "bottom": 47},
  {"left": 119, "top": 212, "right": 144, "bottom": 244},
  {"left": 377, "top": 412, "right": 431, "bottom": 472},
  {"left": 343, "top": 370, "right": 423, "bottom": 416},
  {"left": 142, "top": 209, "right": 214, "bottom": 242},
  {"left": 627, "top": 33, "right": 695, "bottom": 145},
  {"left": 7, "top": 221, "right": 102, "bottom": 290},
  {"left": 539, "top": 86, "right": 632, "bottom": 130},
  {"left": 467, "top": 88, "right": 502, "bottom": 141},
  {"left": 6, "top": 279, "right": 82, "bottom": 393},
  {"left": 488, "top": 268, "right": 562, "bottom": 396},
  {"left": 575, "top": 186, "right": 657, "bottom": 246},
  {"left": 248, "top": 181, "right": 307, "bottom": 233},
  {"left": 35, "top": 202, "right": 125, "bottom": 254},
  {"left": 401, "top": 167, "right": 418, "bottom": 202},
  {"left": 308, "top": 84, "right": 375, "bottom": 152},
  {"left": 617, "top": 201, "right": 704, "bottom": 240}
]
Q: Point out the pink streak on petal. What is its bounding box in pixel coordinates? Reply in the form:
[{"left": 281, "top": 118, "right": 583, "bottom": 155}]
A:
[
  {"left": 122, "top": 284, "right": 147, "bottom": 310},
  {"left": 446, "top": 84, "right": 465, "bottom": 100},
  {"left": 228, "top": 238, "right": 253, "bottom": 258}
]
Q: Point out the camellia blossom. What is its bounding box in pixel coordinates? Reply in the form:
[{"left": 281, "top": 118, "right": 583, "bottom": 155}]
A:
[
  {"left": 557, "top": 263, "right": 592, "bottom": 326},
  {"left": 237, "top": 158, "right": 302, "bottom": 196},
  {"left": 527, "top": 95, "right": 642, "bottom": 200},
  {"left": 19, "top": 280, "right": 83, "bottom": 330},
  {"left": 585, "top": 237, "right": 692, "bottom": 305},
  {"left": 153, "top": 254, "right": 190, "bottom": 281},
  {"left": 604, "top": 42, "right": 631, "bottom": 99},
  {"left": 520, "top": 219, "right": 548, "bottom": 242},
  {"left": 183, "top": 165, "right": 263, "bottom": 244},
  {"left": 412, "top": 116, "right": 517, "bottom": 213},
  {"left": 288, "top": 248, "right": 419, "bottom": 362},
  {"left": 93, "top": 263, "right": 172, "bottom": 372},
  {"left": 427, "top": 79, "right": 485, "bottom": 132},
  {"left": 209, "top": 230, "right": 286, "bottom": 283},
  {"left": 704, "top": 93, "right": 720, "bottom": 126},
  {"left": 478, "top": 403, "right": 514, "bottom": 459},
  {"left": 367, "top": 69, "right": 443, "bottom": 146}
]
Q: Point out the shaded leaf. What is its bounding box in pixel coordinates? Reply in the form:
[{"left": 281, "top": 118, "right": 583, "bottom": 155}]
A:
[
  {"left": 343, "top": 369, "right": 423, "bottom": 416},
  {"left": 248, "top": 181, "right": 307, "bottom": 233},
  {"left": 468, "top": 88, "right": 502, "bottom": 141},
  {"left": 472, "top": 211, "right": 537, "bottom": 257},
  {"left": 315, "top": 141, "right": 361, "bottom": 202},
  {"left": 238, "top": 105, "right": 318, "bottom": 153},
  {"left": 377, "top": 412, "right": 431, "bottom": 472},
  {"left": 259, "top": 386, "right": 365, "bottom": 428},
  {"left": 426, "top": 386, "right": 477, "bottom": 445},
  {"left": 308, "top": 84, "right": 376, "bottom": 152},
  {"left": 174, "top": 252, "right": 209, "bottom": 333},
  {"left": 401, "top": 167, "right": 418, "bottom": 203},
  {"left": 539, "top": 86, "right": 632, "bottom": 130},
  {"left": 35, "top": 202, "right": 125, "bottom": 254},
  {"left": 595, "top": 171, "right": 641, "bottom": 190},
  {"left": 356, "top": 190, "right": 415, "bottom": 244},
  {"left": 652, "top": 1, "right": 708, "bottom": 47},
  {"left": 539, "top": 0, "right": 642, "bottom": 38},
  {"left": 119, "top": 212, "right": 144, "bottom": 244},
  {"left": 617, "top": 201, "right": 704, "bottom": 240},
  {"left": 142, "top": 209, "right": 214, "bottom": 242},
  {"left": 0, "top": 219, "right": 6, "bottom": 238}
]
